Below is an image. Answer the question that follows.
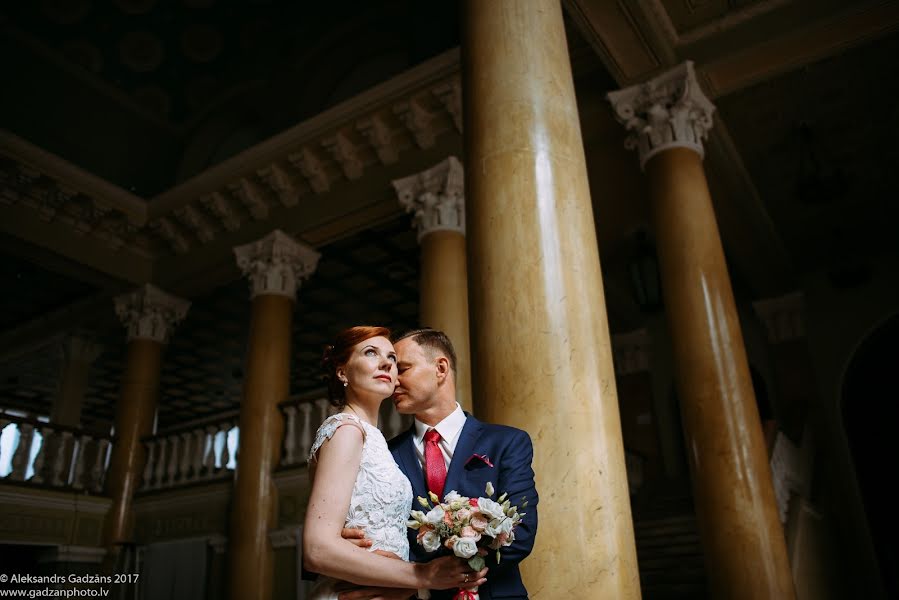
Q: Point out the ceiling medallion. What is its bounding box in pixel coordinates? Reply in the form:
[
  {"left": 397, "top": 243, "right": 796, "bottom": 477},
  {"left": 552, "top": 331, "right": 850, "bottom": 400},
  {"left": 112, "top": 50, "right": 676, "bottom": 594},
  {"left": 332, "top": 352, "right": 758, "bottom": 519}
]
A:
[{"left": 119, "top": 31, "right": 165, "bottom": 72}]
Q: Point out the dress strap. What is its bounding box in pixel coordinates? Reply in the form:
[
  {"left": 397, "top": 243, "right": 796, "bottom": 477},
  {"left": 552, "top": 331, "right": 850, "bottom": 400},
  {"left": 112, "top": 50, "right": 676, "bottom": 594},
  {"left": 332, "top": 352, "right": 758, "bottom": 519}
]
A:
[{"left": 308, "top": 413, "right": 367, "bottom": 463}]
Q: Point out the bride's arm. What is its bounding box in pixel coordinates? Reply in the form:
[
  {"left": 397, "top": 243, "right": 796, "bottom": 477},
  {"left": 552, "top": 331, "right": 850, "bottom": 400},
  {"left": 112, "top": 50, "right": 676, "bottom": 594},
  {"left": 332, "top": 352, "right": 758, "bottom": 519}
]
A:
[{"left": 303, "top": 424, "right": 484, "bottom": 590}]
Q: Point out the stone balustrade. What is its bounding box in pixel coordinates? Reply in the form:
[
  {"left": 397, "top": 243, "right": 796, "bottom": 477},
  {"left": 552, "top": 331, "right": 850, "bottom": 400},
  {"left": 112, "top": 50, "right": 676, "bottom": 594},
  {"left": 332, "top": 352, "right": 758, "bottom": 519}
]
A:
[{"left": 0, "top": 413, "right": 111, "bottom": 493}]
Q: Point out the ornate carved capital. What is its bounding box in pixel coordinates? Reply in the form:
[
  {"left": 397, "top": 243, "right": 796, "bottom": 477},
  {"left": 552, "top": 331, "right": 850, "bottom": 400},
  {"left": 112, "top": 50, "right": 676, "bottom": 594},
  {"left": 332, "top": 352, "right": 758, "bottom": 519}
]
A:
[
  {"left": 607, "top": 61, "right": 716, "bottom": 169},
  {"left": 114, "top": 284, "right": 190, "bottom": 344},
  {"left": 612, "top": 329, "right": 652, "bottom": 376},
  {"left": 60, "top": 333, "right": 103, "bottom": 365},
  {"left": 392, "top": 156, "right": 465, "bottom": 242},
  {"left": 233, "top": 230, "right": 320, "bottom": 300},
  {"left": 753, "top": 292, "right": 805, "bottom": 344}
]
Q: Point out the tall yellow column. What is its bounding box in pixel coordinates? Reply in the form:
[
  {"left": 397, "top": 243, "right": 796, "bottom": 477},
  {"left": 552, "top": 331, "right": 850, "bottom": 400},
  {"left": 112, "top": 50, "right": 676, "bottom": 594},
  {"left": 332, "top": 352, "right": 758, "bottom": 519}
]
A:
[
  {"left": 393, "top": 156, "right": 473, "bottom": 413},
  {"left": 609, "top": 62, "right": 796, "bottom": 599},
  {"left": 104, "top": 285, "right": 190, "bottom": 563},
  {"left": 462, "top": 1, "right": 641, "bottom": 596},
  {"left": 51, "top": 334, "right": 103, "bottom": 427},
  {"left": 228, "top": 230, "right": 320, "bottom": 600}
]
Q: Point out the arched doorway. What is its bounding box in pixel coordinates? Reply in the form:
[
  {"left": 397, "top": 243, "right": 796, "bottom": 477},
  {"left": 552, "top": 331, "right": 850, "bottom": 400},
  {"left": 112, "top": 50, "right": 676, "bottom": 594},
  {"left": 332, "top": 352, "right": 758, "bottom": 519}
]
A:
[{"left": 842, "top": 314, "right": 899, "bottom": 597}]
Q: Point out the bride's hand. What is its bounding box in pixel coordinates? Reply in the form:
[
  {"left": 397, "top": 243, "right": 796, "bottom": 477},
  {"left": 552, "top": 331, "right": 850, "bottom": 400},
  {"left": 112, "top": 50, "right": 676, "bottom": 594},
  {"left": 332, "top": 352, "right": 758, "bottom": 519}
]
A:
[{"left": 417, "top": 556, "right": 488, "bottom": 590}]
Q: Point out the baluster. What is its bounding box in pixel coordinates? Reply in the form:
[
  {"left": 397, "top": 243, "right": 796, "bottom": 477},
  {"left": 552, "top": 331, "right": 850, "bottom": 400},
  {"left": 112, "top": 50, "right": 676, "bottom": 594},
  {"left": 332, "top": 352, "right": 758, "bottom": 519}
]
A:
[
  {"left": 298, "top": 402, "right": 313, "bottom": 461},
  {"left": 218, "top": 424, "right": 231, "bottom": 473},
  {"left": 166, "top": 434, "right": 180, "bottom": 486},
  {"left": 191, "top": 429, "right": 205, "bottom": 481},
  {"left": 154, "top": 438, "right": 168, "bottom": 489},
  {"left": 91, "top": 439, "right": 111, "bottom": 493},
  {"left": 71, "top": 434, "right": 92, "bottom": 490},
  {"left": 315, "top": 398, "right": 331, "bottom": 428},
  {"left": 283, "top": 406, "right": 297, "bottom": 466},
  {"left": 180, "top": 432, "right": 193, "bottom": 482},
  {"left": 50, "top": 431, "right": 73, "bottom": 486},
  {"left": 9, "top": 423, "right": 35, "bottom": 481},
  {"left": 142, "top": 439, "right": 157, "bottom": 490},
  {"left": 30, "top": 426, "right": 53, "bottom": 483},
  {"left": 203, "top": 426, "right": 217, "bottom": 478}
]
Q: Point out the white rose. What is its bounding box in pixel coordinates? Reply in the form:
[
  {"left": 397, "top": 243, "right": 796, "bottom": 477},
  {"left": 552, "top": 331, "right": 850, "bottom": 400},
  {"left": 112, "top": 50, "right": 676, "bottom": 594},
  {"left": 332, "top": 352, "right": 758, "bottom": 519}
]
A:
[
  {"left": 444, "top": 490, "right": 463, "bottom": 504},
  {"left": 453, "top": 537, "right": 479, "bottom": 559},
  {"left": 424, "top": 506, "right": 446, "bottom": 526},
  {"left": 421, "top": 529, "right": 442, "bottom": 553},
  {"left": 477, "top": 498, "right": 505, "bottom": 521}
]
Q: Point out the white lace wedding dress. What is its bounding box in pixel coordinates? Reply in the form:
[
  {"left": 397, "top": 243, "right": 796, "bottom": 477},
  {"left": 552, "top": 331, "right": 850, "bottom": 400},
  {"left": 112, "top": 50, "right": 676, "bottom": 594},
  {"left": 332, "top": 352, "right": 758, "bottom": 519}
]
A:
[{"left": 307, "top": 413, "right": 413, "bottom": 600}]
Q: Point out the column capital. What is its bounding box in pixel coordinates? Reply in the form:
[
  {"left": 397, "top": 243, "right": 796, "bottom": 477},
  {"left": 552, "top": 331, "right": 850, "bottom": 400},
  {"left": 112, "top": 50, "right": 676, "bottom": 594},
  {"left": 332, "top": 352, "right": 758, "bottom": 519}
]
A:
[
  {"left": 233, "top": 229, "right": 321, "bottom": 300},
  {"left": 612, "top": 328, "right": 652, "bottom": 376},
  {"left": 753, "top": 292, "right": 805, "bottom": 344},
  {"left": 59, "top": 333, "right": 103, "bottom": 364},
  {"left": 607, "top": 61, "right": 716, "bottom": 170},
  {"left": 392, "top": 156, "right": 465, "bottom": 242},
  {"left": 114, "top": 284, "right": 190, "bottom": 344}
]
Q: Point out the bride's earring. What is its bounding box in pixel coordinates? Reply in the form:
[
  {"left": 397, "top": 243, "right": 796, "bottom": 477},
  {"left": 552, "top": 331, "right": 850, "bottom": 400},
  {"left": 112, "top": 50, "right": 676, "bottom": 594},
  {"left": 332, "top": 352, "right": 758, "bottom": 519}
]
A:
[{"left": 343, "top": 380, "right": 348, "bottom": 388}]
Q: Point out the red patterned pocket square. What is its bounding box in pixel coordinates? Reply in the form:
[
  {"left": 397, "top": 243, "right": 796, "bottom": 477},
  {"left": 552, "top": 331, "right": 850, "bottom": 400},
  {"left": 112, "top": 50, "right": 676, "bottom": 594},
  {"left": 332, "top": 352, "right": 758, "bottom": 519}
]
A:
[{"left": 466, "top": 453, "right": 494, "bottom": 467}]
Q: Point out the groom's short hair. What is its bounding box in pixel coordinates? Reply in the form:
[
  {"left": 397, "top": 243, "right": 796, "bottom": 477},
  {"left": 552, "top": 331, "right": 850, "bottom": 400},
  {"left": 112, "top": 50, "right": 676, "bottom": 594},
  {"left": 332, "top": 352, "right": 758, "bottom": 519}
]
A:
[{"left": 394, "top": 328, "right": 457, "bottom": 375}]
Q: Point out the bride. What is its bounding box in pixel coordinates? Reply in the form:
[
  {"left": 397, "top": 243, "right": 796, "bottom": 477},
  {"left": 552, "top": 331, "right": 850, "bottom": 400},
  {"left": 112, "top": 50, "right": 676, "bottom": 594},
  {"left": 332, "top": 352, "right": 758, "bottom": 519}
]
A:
[{"left": 303, "top": 326, "right": 487, "bottom": 599}]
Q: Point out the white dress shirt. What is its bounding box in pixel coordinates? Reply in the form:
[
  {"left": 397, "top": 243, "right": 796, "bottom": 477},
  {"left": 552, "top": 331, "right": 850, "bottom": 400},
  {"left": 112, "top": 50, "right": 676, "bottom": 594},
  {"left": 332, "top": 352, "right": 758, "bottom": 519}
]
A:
[{"left": 412, "top": 402, "right": 467, "bottom": 471}]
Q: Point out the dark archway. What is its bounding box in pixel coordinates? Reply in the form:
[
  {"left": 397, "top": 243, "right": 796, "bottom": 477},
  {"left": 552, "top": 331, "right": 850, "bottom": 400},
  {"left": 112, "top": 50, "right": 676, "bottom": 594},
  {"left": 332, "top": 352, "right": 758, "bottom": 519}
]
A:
[{"left": 842, "top": 313, "right": 899, "bottom": 597}]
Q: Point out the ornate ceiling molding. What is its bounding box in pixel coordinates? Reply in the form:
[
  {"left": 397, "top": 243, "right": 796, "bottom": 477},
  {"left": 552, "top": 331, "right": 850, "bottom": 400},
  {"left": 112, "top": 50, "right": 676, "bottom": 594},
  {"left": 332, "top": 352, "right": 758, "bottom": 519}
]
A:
[{"left": 1, "top": 49, "right": 463, "bottom": 266}]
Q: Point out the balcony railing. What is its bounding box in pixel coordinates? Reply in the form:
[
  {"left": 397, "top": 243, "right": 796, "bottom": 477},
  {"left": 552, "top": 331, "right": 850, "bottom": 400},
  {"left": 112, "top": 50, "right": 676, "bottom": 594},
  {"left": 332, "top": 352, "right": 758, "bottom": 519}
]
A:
[{"left": 0, "top": 413, "right": 111, "bottom": 493}]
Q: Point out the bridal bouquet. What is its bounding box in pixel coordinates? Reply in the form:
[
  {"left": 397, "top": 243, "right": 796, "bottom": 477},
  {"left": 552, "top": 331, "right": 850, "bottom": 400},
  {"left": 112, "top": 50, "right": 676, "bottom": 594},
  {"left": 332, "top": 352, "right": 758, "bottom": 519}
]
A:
[{"left": 407, "top": 482, "right": 526, "bottom": 600}]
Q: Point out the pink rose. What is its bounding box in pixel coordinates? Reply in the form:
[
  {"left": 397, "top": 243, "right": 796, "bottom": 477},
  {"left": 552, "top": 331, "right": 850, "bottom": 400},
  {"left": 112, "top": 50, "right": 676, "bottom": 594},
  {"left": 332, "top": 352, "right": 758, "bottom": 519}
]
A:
[
  {"left": 443, "top": 511, "right": 455, "bottom": 528},
  {"left": 470, "top": 515, "right": 488, "bottom": 532},
  {"left": 455, "top": 508, "right": 472, "bottom": 522},
  {"left": 444, "top": 535, "right": 459, "bottom": 549},
  {"left": 461, "top": 526, "right": 482, "bottom": 541}
]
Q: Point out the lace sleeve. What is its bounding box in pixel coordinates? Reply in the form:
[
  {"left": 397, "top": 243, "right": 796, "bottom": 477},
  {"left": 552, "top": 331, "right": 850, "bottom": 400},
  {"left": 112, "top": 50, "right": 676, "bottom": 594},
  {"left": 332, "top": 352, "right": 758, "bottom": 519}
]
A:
[{"left": 308, "top": 413, "right": 367, "bottom": 463}]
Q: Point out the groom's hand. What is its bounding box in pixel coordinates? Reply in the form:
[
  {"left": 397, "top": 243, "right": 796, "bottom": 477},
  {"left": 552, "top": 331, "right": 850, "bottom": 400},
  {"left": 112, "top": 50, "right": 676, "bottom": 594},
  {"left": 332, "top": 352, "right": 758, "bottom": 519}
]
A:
[
  {"left": 341, "top": 527, "right": 372, "bottom": 548},
  {"left": 337, "top": 587, "right": 414, "bottom": 600}
]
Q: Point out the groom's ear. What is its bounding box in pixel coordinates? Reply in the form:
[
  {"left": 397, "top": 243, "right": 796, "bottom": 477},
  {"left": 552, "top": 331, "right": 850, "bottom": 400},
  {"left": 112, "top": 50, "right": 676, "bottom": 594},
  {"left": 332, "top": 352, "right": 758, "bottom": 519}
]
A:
[{"left": 434, "top": 356, "right": 450, "bottom": 382}]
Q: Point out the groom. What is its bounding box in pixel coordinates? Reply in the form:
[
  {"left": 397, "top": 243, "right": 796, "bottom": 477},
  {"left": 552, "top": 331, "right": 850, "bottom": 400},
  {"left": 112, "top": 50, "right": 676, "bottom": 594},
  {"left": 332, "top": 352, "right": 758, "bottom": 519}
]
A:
[{"left": 339, "top": 328, "right": 538, "bottom": 600}]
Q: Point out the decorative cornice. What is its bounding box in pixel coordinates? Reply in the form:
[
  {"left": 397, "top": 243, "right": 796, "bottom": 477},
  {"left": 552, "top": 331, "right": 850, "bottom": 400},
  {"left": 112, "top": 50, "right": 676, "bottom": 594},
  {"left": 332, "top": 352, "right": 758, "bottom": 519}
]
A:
[
  {"left": 233, "top": 230, "right": 321, "bottom": 300},
  {"left": 392, "top": 156, "right": 465, "bottom": 242},
  {"left": 114, "top": 284, "right": 191, "bottom": 343},
  {"left": 753, "top": 292, "right": 805, "bottom": 344},
  {"left": 607, "top": 61, "right": 716, "bottom": 169},
  {"left": 612, "top": 329, "right": 652, "bottom": 376}
]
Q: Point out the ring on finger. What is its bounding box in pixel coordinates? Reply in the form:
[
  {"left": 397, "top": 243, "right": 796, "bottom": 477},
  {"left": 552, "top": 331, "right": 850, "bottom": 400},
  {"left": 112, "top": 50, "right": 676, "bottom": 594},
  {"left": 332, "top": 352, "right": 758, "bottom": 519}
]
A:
[{"left": 464, "top": 574, "right": 469, "bottom": 583}]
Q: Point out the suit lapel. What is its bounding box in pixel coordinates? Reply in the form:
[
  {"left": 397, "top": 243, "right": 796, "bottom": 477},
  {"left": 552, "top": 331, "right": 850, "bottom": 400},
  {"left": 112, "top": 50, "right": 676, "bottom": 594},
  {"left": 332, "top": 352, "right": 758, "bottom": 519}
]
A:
[
  {"left": 443, "top": 415, "right": 483, "bottom": 496},
  {"left": 394, "top": 427, "right": 428, "bottom": 502}
]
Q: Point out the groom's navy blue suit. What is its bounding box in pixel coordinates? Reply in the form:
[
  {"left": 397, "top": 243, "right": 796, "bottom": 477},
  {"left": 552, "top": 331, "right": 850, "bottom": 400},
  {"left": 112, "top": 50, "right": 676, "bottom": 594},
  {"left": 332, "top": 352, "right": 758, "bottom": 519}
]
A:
[{"left": 389, "top": 414, "right": 538, "bottom": 600}]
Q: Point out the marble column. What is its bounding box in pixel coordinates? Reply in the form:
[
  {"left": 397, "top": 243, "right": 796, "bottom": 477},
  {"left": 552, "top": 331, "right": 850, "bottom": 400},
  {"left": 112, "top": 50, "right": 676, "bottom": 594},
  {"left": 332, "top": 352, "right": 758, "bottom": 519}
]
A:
[
  {"left": 51, "top": 333, "right": 103, "bottom": 428},
  {"left": 393, "top": 156, "right": 473, "bottom": 413},
  {"left": 462, "top": 1, "right": 640, "bottom": 596},
  {"left": 228, "top": 230, "right": 320, "bottom": 600},
  {"left": 754, "top": 292, "right": 813, "bottom": 443},
  {"left": 608, "top": 62, "right": 796, "bottom": 599},
  {"left": 104, "top": 285, "right": 190, "bottom": 559}
]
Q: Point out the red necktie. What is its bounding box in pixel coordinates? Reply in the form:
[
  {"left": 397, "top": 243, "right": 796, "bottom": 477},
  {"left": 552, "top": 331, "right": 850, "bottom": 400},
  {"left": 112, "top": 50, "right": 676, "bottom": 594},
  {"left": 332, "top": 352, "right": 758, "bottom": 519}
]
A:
[{"left": 424, "top": 429, "right": 447, "bottom": 500}]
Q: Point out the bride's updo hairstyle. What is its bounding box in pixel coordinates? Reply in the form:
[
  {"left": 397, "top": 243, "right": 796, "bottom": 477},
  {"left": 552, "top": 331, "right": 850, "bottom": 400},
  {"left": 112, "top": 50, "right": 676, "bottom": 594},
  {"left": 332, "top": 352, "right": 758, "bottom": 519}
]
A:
[{"left": 321, "top": 325, "right": 391, "bottom": 408}]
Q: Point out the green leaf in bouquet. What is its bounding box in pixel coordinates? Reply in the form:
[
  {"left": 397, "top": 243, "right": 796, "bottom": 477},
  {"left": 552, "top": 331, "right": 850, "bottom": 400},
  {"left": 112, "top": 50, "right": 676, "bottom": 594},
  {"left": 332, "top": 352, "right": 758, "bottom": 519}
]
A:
[{"left": 468, "top": 555, "right": 486, "bottom": 571}]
